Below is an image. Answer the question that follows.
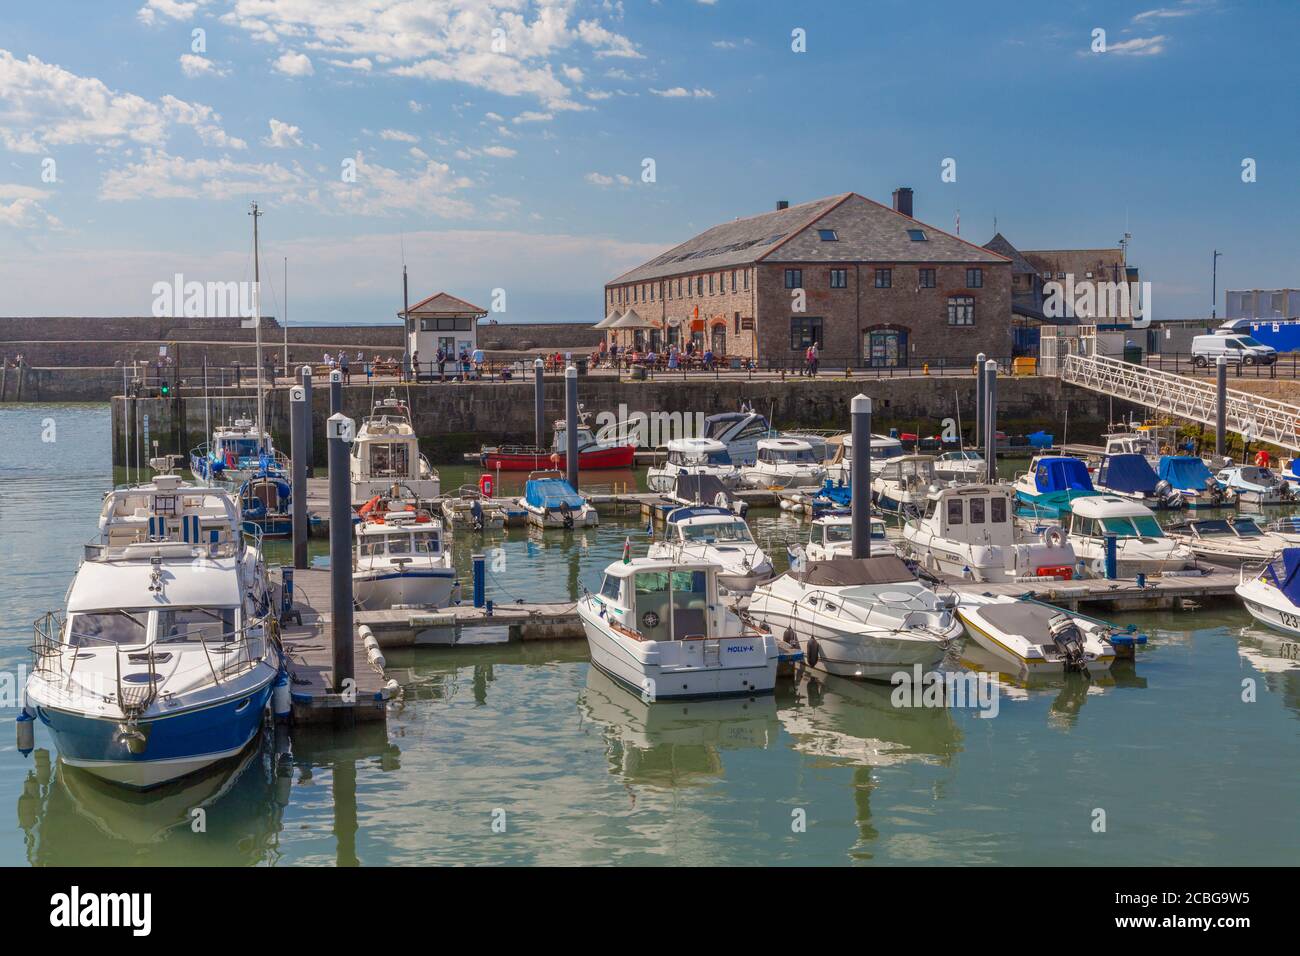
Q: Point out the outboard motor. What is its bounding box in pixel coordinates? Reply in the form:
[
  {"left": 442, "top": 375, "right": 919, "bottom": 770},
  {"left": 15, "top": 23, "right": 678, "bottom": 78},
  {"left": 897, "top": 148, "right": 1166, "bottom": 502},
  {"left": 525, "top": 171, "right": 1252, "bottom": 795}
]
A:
[
  {"left": 470, "top": 498, "right": 484, "bottom": 532},
  {"left": 1204, "top": 475, "right": 1225, "bottom": 505},
  {"left": 1047, "top": 611, "right": 1089, "bottom": 672},
  {"left": 559, "top": 500, "right": 574, "bottom": 529},
  {"left": 1153, "top": 478, "right": 1182, "bottom": 509}
]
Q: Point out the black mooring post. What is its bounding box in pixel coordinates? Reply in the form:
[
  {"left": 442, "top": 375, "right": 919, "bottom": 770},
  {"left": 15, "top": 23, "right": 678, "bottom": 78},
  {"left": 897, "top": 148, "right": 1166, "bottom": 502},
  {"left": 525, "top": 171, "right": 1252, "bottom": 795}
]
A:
[
  {"left": 985, "top": 359, "right": 998, "bottom": 483},
  {"left": 329, "top": 368, "right": 342, "bottom": 415},
  {"left": 291, "top": 383, "right": 308, "bottom": 571},
  {"left": 565, "top": 365, "right": 579, "bottom": 492},
  {"left": 1216, "top": 356, "right": 1227, "bottom": 460},
  {"left": 851, "top": 393, "right": 872, "bottom": 559},
  {"left": 534, "top": 357, "right": 545, "bottom": 448},
  {"left": 326, "top": 412, "right": 355, "bottom": 698},
  {"left": 300, "top": 365, "right": 314, "bottom": 477},
  {"left": 974, "top": 351, "right": 986, "bottom": 451}
]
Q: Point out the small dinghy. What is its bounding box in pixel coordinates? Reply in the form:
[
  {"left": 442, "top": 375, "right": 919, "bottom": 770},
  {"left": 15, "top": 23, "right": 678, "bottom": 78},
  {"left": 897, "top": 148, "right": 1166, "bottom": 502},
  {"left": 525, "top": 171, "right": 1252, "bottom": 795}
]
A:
[
  {"left": 956, "top": 597, "right": 1121, "bottom": 675},
  {"left": 441, "top": 482, "right": 507, "bottom": 531},
  {"left": 519, "top": 470, "right": 598, "bottom": 529},
  {"left": 1216, "top": 465, "right": 1295, "bottom": 505}
]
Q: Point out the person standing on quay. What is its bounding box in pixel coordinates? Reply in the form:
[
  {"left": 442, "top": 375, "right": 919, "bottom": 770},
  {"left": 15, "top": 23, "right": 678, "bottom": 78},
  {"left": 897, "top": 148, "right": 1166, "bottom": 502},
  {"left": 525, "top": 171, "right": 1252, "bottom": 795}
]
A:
[{"left": 340, "top": 349, "right": 351, "bottom": 384}]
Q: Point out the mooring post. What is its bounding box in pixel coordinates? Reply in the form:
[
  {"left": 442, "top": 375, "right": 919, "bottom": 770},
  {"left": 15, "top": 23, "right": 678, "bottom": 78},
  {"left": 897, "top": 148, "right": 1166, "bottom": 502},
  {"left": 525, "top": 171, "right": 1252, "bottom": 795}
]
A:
[
  {"left": 290, "top": 383, "right": 308, "bottom": 571},
  {"left": 326, "top": 412, "right": 356, "bottom": 698},
  {"left": 985, "top": 359, "right": 998, "bottom": 483},
  {"left": 473, "top": 553, "right": 486, "bottom": 608},
  {"left": 1104, "top": 533, "right": 1118, "bottom": 580},
  {"left": 850, "top": 393, "right": 872, "bottom": 559},
  {"left": 330, "top": 368, "right": 342, "bottom": 416},
  {"left": 565, "top": 364, "right": 579, "bottom": 492},
  {"left": 534, "top": 357, "right": 545, "bottom": 448},
  {"left": 974, "top": 351, "right": 986, "bottom": 451},
  {"left": 300, "top": 365, "right": 314, "bottom": 477},
  {"left": 1215, "top": 355, "right": 1227, "bottom": 460}
]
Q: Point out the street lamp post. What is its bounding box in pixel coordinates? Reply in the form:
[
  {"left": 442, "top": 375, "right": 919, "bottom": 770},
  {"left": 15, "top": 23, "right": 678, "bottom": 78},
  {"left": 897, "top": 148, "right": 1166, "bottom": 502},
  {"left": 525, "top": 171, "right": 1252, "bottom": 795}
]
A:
[{"left": 1211, "top": 249, "right": 1222, "bottom": 321}]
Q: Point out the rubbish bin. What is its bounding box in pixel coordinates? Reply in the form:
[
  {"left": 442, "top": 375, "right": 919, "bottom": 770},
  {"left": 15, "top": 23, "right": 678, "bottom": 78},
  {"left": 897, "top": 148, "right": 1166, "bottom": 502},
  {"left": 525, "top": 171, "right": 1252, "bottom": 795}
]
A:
[
  {"left": 576, "top": 357, "right": 588, "bottom": 376},
  {"left": 629, "top": 365, "right": 646, "bottom": 381},
  {"left": 1122, "top": 345, "right": 1143, "bottom": 364}
]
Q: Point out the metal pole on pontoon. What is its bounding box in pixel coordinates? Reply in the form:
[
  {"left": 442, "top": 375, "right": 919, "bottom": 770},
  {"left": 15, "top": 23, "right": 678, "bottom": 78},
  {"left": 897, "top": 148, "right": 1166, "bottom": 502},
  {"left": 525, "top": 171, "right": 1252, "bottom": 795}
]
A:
[
  {"left": 985, "top": 359, "right": 998, "bottom": 483},
  {"left": 534, "top": 357, "right": 545, "bottom": 449},
  {"left": 326, "top": 412, "right": 356, "bottom": 707},
  {"left": 974, "top": 351, "right": 986, "bottom": 452},
  {"left": 301, "top": 365, "right": 314, "bottom": 477},
  {"left": 1215, "top": 355, "right": 1227, "bottom": 460},
  {"left": 565, "top": 365, "right": 579, "bottom": 492},
  {"left": 330, "top": 367, "right": 342, "bottom": 416},
  {"left": 291, "top": 383, "right": 309, "bottom": 571},
  {"left": 851, "top": 393, "right": 872, "bottom": 560}
]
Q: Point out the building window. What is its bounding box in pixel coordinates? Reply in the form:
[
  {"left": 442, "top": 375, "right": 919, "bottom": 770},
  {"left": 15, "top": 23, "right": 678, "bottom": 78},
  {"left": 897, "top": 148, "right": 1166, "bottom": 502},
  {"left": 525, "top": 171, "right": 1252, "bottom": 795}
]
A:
[
  {"left": 830, "top": 269, "right": 848, "bottom": 289},
  {"left": 966, "top": 268, "right": 983, "bottom": 288},
  {"left": 708, "top": 273, "right": 714, "bottom": 294},
  {"left": 696, "top": 276, "right": 703, "bottom": 296},
  {"left": 918, "top": 268, "right": 936, "bottom": 288},
  {"left": 676, "top": 279, "right": 682, "bottom": 297},
  {"left": 743, "top": 269, "right": 750, "bottom": 291},
  {"left": 874, "top": 268, "right": 892, "bottom": 289},
  {"left": 734, "top": 311, "right": 741, "bottom": 334},
  {"left": 790, "top": 316, "right": 822, "bottom": 350},
  {"left": 784, "top": 268, "right": 802, "bottom": 289},
  {"left": 948, "top": 296, "right": 975, "bottom": 326},
  {"left": 866, "top": 328, "right": 907, "bottom": 367},
  {"left": 731, "top": 270, "right": 736, "bottom": 292},
  {"left": 818, "top": 229, "right": 839, "bottom": 241}
]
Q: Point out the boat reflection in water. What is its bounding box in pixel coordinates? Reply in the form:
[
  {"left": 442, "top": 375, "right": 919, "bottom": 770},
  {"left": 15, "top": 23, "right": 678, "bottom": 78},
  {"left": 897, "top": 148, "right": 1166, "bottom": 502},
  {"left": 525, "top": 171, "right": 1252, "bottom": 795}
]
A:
[
  {"left": 16, "top": 736, "right": 288, "bottom": 866},
  {"left": 578, "top": 666, "right": 780, "bottom": 787}
]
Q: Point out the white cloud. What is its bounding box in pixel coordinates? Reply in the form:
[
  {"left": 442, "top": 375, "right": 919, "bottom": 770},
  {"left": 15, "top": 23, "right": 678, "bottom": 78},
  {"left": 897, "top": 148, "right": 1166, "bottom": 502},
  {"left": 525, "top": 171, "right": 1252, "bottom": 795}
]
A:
[
  {"left": 0, "top": 182, "right": 57, "bottom": 228},
  {"left": 273, "top": 51, "right": 314, "bottom": 76},
  {"left": 379, "top": 128, "right": 419, "bottom": 142},
  {"left": 329, "top": 150, "right": 475, "bottom": 219},
  {"left": 1134, "top": 1, "right": 1211, "bottom": 22},
  {"left": 585, "top": 171, "right": 633, "bottom": 187},
  {"left": 99, "top": 148, "right": 306, "bottom": 201},
  {"left": 263, "top": 118, "right": 303, "bottom": 148},
  {"left": 179, "top": 54, "right": 228, "bottom": 78},
  {"left": 1108, "top": 35, "right": 1169, "bottom": 56},
  {"left": 408, "top": 100, "right": 424, "bottom": 113},
  {"left": 513, "top": 110, "right": 553, "bottom": 123},
  {"left": 585, "top": 90, "right": 612, "bottom": 100},
  {"left": 326, "top": 57, "right": 373, "bottom": 72},
  {"left": 482, "top": 145, "right": 517, "bottom": 158},
  {"left": 650, "top": 86, "right": 714, "bottom": 98},
  {"left": 137, "top": 0, "right": 205, "bottom": 26}
]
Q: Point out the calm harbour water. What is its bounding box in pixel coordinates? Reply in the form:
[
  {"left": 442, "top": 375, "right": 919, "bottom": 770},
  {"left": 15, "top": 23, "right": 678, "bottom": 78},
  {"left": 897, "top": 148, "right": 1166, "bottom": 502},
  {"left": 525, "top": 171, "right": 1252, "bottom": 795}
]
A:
[{"left": 1, "top": 403, "right": 1296, "bottom": 866}]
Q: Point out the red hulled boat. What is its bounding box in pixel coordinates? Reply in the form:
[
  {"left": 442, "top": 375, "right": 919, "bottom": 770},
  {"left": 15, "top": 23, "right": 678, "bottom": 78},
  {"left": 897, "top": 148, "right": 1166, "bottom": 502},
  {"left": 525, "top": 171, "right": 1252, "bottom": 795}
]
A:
[{"left": 480, "top": 416, "right": 636, "bottom": 471}]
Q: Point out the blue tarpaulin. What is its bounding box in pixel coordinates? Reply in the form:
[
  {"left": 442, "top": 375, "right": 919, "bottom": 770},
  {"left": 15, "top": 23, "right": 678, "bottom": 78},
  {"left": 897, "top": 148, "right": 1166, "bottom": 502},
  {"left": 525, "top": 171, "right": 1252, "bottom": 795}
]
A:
[
  {"left": 1028, "top": 431, "right": 1054, "bottom": 448},
  {"left": 1274, "top": 548, "right": 1300, "bottom": 606},
  {"left": 1158, "top": 456, "right": 1215, "bottom": 490},
  {"left": 1098, "top": 454, "right": 1159, "bottom": 494},
  {"left": 1033, "top": 457, "right": 1093, "bottom": 493},
  {"left": 525, "top": 477, "right": 584, "bottom": 509}
]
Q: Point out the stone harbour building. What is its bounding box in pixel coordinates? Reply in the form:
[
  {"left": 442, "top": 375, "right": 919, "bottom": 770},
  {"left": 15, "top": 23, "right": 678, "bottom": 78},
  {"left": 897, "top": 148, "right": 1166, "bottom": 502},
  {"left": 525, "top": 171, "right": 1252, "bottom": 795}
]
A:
[{"left": 603, "top": 189, "right": 1013, "bottom": 366}]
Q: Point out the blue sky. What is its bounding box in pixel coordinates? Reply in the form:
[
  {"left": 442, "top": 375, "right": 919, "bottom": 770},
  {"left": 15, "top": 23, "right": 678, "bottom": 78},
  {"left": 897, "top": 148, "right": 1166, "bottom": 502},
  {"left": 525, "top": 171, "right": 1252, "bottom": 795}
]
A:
[{"left": 0, "top": 0, "right": 1295, "bottom": 324}]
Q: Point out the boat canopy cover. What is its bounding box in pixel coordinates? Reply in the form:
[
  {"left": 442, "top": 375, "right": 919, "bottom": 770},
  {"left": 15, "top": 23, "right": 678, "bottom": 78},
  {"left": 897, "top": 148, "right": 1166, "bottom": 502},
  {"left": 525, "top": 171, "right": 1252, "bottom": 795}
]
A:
[
  {"left": 1034, "top": 457, "right": 1093, "bottom": 493},
  {"left": 978, "top": 600, "right": 1061, "bottom": 638},
  {"left": 672, "top": 473, "right": 734, "bottom": 505},
  {"left": 1098, "top": 454, "right": 1158, "bottom": 493},
  {"left": 1274, "top": 548, "right": 1300, "bottom": 606},
  {"left": 524, "top": 477, "right": 583, "bottom": 509},
  {"left": 1158, "top": 455, "right": 1215, "bottom": 489},
  {"left": 1028, "top": 430, "right": 1054, "bottom": 449},
  {"left": 792, "top": 555, "right": 915, "bottom": 587}
]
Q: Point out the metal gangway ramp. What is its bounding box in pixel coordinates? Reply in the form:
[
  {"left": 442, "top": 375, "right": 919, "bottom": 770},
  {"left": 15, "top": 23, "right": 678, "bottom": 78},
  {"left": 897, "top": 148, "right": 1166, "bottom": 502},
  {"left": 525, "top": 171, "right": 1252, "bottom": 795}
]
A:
[{"left": 1058, "top": 351, "right": 1300, "bottom": 454}]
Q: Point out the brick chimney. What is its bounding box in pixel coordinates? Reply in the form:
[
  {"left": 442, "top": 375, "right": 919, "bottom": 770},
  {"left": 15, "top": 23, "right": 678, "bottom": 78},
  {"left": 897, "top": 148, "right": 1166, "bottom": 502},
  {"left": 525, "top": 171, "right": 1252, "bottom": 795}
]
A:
[
  {"left": 776, "top": 199, "right": 789, "bottom": 210},
  {"left": 892, "top": 187, "right": 913, "bottom": 218}
]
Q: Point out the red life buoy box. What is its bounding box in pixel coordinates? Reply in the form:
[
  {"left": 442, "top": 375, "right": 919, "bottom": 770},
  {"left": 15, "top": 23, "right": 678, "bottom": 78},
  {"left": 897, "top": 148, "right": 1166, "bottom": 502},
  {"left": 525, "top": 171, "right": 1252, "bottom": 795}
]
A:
[{"left": 479, "top": 473, "right": 494, "bottom": 497}]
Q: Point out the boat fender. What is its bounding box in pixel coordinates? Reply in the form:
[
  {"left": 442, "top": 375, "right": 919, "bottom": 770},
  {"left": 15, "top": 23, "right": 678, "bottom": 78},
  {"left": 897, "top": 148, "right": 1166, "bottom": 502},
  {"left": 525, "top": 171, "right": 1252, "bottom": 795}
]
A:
[
  {"left": 272, "top": 672, "right": 292, "bottom": 720},
  {"left": 15, "top": 711, "right": 33, "bottom": 757},
  {"left": 805, "top": 635, "right": 820, "bottom": 668},
  {"left": 1041, "top": 526, "right": 1065, "bottom": 549}
]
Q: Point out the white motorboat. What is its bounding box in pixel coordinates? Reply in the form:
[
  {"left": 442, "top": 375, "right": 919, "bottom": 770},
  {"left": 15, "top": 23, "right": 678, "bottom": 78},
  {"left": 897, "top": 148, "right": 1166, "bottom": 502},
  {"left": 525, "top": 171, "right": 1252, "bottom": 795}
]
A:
[
  {"left": 1012, "top": 454, "right": 1100, "bottom": 519},
  {"left": 1091, "top": 454, "right": 1184, "bottom": 510},
  {"left": 955, "top": 596, "right": 1118, "bottom": 674},
  {"left": 648, "top": 506, "right": 773, "bottom": 597},
  {"left": 739, "top": 437, "right": 826, "bottom": 489},
  {"left": 932, "top": 450, "right": 987, "bottom": 483},
  {"left": 699, "top": 406, "right": 774, "bottom": 466},
  {"left": 353, "top": 500, "right": 455, "bottom": 610},
  {"left": 748, "top": 556, "right": 962, "bottom": 681},
  {"left": 350, "top": 392, "right": 439, "bottom": 504},
  {"left": 646, "top": 437, "right": 741, "bottom": 493},
  {"left": 24, "top": 475, "right": 282, "bottom": 788},
  {"left": 871, "top": 454, "right": 940, "bottom": 515},
  {"left": 189, "top": 418, "right": 286, "bottom": 487},
  {"left": 1216, "top": 465, "right": 1296, "bottom": 505},
  {"left": 1065, "top": 495, "right": 1198, "bottom": 577},
  {"left": 901, "top": 484, "right": 1077, "bottom": 582},
  {"left": 1236, "top": 549, "right": 1300, "bottom": 637},
  {"left": 825, "top": 432, "right": 905, "bottom": 485},
  {"left": 577, "top": 556, "right": 782, "bottom": 699},
  {"left": 789, "top": 511, "right": 897, "bottom": 567},
  {"left": 441, "top": 482, "right": 508, "bottom": 531},
  {"left": 1156, "top": 456, "right": 1236, "bottom": 508},
  {"left": 1165, "top": 515, "right": 1300, "bottom": 566},
  {"left": 519, "top": 470, "right": 598, "bottom": 528}
]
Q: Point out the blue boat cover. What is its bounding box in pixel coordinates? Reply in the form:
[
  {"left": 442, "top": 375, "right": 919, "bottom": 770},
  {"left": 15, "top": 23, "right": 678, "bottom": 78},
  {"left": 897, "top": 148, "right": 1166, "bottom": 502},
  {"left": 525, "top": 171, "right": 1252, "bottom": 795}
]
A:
[
  {"left": 1270, "top": 548, "right": 1300, "bottom": 606},
  {"left": 1158, "top": 455, "right": 1214, "bottom": 490},
  {"left": 1028, "top": 431, "right": 1054, "bottom": 448},
  {"left": 1033, "top": 457, "right": 1093, "bottom": 493},
  {"left": 525, "top": 477, "right": 584, "bottom": 509},
  {"left": 814, "top": 479, "right": 851, "bottom": 506},
  {"left": 1098, "top": 454, "right": 1158, "bottom": 494}
]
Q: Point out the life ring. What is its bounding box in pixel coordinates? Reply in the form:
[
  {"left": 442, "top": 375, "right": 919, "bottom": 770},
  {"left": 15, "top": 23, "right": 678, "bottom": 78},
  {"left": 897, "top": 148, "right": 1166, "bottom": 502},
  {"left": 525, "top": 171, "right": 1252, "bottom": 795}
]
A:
[
  {"left": 1042, "top": 526, "right": 1065, "bottom": 549},
  {"left": 806, "top": 635, "right": 821, "bottom": 668},
  {"left": 479, "top": 473, "right": 494, "bottom": 497},
  {"left": 1255, "top": 449, "right": 1271, "bottom": 468},
  {"left": 225, "top": 450, "right": 238, "bottom": 469}
]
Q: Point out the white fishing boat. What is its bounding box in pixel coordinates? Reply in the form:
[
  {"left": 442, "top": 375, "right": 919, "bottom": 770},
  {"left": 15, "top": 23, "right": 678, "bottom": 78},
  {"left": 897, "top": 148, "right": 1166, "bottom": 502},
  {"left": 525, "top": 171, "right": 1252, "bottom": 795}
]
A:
[
  {"left": 440, "top": 481, "right": 507, "bottom": 530},
  {"left": 739, "top": 437, "right": 826, "bottom": 489},
  {"left": 825, "top": 432, "right": 905, "bottom": 485},
  {"left": 189, "top": 418, "right": 286, "bottom": 487},
  {"left": 901, "top": 484, "right": 1076, "bottom": 582},
  {"left": 646, "top": 437, "right": 741, "bottom": 493},
  {"left": 1164, "top": 515, "right": 1300, "bottom": 566},
  {"left": 789, "top": 511, "right": 897, "bottom": 567},
  {"left": 350, "top": 392, "right": 439, "bottom": 504},
  {"left": 353, "top": 499, "right": 455, "bottom": 610},
  {"left": 955, "top": 596, "right": 1118, "bottom": 674},
  {"left": 519, "top": 470, "right": 598, "bottom": 528},
  {"left": 1236, "top": 549, "right": 1300, "bottom": 637},
  {"left": 647, "top": 506, "right": 773, "bottom": 596},
  {"left": 1215, "top": 465, "right": 1295, "bottom": 505},
  {"left": 1065, "top": 496, "right": 1198, "bottom": 577},
  {"left": 871, "top": 454, "right": 940, "bottom": 514},
  {"left": 577, "top": 556, "right": 782, "bottom": 698},
  {"left": 748, "top": 556, "right": 962, "bottom": 680},
  {"left": 23, "top": 474, "right": 282, "bottom": 789},
  {"left": 932, "top": 450, "right": 987, "bottom": 483},
  {"left": 700, "top": 405, "right": 774, "bottom": 466}
]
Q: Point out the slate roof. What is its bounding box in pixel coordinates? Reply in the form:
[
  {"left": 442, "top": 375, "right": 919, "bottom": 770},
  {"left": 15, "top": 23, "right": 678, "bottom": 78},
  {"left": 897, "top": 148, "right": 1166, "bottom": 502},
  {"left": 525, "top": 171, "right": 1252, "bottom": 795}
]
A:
[
  {"left": 609, "top": 192, "right": 1008, "bottom": 285},
  {"left": 401, "top": 292, "right": 488, "bottom": 316},
  {"left": 983, "top": 233, "right": 1038, "bottom": 275}
]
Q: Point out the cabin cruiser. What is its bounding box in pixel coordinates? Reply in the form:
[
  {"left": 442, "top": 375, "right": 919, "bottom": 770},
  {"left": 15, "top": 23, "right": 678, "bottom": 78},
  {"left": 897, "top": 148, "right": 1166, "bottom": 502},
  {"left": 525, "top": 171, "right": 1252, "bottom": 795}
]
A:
[
  {"left": 788, "top": 511, "right": 897, "bottom": 568},
  {"left": 748, "top": 556, "right": 962, "bottom": 681},
  {"left": 24, "top": 475, "right": 282, "bottom": 788},
  {"left": 578, "top": 556, "right": 782, "bottom": 698},
  {"left": 441, "top": 483, "right": 508, "bottom": 531},
  {"left": 666, "top": 472, "right": 748, "bottom": 517},
  {"left": 956, "top": 596, "right": 1118, "bottom": 675},
  {"left": 901, "top": 484, "right": 1076, "bottom": 583},
  {"left": 700, "top": 406, "right": 773, "bottom": 466},
  {"left": 646, "top": 437, "right": 740, "bottom": 493},
  {"left": 1101, "top": 428, "right": 1161, "bottom": 461},
  {"left": 739, "top": 437, "right": 826, "bottom": 489},
  {"left": 236, "top": 465, "right": 293, "bottom": 537},
  {"left": 648, "top": 506, "right": 773, "bottom": 596},
  {"left": 1092, "top": 454, "right": 1184, "bottom": 510},
  {"left": 481, "top": 408, "right": 636, "bottom": 471},
  {"left": 932, "top": 450, "right": 986, "bottom": 484},
  {"left": 871, "top": 455, "right": 939, "bottom": 515},
  {"left": 825, "top": 432, "right": 905, "bottom": 484},
  {"left": 1157, "top": 456, "right": 1235, "bottom": 508},
  {"left": 350, "top": 393, "right": 439, "bottom": 504},
  {"left": 353, "top": 498, "right": 455, "bottom": 610},
  {"left": 1163, "top": 515, "right": 1300, "bottom": 566},
  {"left": 1065, "top": 496, "right": 1197, "bottom": 577},
  {"left": 519, "top": 470, "right": 598, "bottom": 528},
  {"left": 1013, "top": 455, "right": 1099, "bottom": 519},
  {"left": 1236, "top": 548, "right": 1300, "bottom": 637},
  {"left": 189, "top": 419, "right": 285, "bottom": 487},
  {"left": 1215, "top": 465, "right": 1295, "bottom": 505}
]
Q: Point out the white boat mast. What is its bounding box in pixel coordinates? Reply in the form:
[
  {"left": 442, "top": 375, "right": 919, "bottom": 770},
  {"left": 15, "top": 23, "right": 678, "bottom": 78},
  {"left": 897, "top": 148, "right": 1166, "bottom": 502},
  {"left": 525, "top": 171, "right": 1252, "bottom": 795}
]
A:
[{"left": 250, "top": 201, "right": 264, "bottom": 443}]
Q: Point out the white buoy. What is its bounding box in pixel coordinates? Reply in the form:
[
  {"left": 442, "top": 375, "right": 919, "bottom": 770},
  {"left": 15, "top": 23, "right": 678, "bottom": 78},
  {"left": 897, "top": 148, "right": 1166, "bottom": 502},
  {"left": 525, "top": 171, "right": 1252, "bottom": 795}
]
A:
[
  {"left": 15, "top": 712, "right": 33, "bottom": 757},
  {"left": 272, "top": 673, "right": 291, "bottom": 720},
  {"left": 359, "top": 624, "right": 385, "bottom": 671}
]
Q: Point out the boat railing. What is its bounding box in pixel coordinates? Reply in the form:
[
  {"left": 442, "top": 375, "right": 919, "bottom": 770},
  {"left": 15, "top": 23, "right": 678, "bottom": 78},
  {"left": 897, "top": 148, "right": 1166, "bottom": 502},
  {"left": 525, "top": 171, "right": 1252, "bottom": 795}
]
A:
[{"left": 490, "top": 444, "right": 549, "bottom": 457}]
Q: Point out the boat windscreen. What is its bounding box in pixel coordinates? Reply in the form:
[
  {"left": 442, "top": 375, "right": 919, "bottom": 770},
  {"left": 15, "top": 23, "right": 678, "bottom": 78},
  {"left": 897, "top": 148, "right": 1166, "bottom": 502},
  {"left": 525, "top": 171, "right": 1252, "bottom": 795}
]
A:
[
  {"left": 1229, "top": 518, "right": 1263, "bottom": 536},
  {"left": 793, "top": 556, "right": 915, "bottom": 587},
  {"left": 1191, "top": 519, "right": 1231, "bottom": 535}
]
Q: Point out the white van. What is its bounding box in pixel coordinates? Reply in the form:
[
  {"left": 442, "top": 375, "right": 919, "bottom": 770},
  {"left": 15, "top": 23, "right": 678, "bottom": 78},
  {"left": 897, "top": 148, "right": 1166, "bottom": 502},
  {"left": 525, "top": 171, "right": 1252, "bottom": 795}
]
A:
[{"left": 1191, "top": 333, "right": 1277, "bottom": 367}]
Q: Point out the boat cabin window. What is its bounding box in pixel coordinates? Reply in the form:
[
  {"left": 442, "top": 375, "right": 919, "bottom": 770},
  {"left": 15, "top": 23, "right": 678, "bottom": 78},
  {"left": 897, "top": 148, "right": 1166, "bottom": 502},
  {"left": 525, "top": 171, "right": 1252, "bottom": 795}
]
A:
[
  {"left": 969, "top": 498, "right": 986, "bottom": 524},
  {"left": 223, "top": 438, "right": 262, "bottom": 459},
  {"left": 680, "top": 520, "right": 751, "bottom": 543},
  {"left": 368, "top": 443, "right": 410, "bottom": 477},
  {"left": 157, "top": 607, "right": 235, "bottom": 643},
  {"left": 1086, "top": 514, "right": 1165, "bottom": 539},
  {"left": 68, "top": 610, "right": 149, "bottom": 647},
  {"left": 1229, "top": 518, "right": 1262, "bottom": 536},
  {"left": 990, "top": 497, "right": 1007, "bottom": 523},
  {"left": 946, "top": 498, "right": 963, "bottom": 525},
  {"left": 599, "top": 574, "right": 624, "bottom": 602},
  {"left": 760, "top": 445, "right": 816, "bottom": 464},
  {"left": 1192, "top": 519, "right": 1230, "bottom": 536},
  {"left": 413, "top": 530, "right": 441, "bottom": 553},
  {"left": 633, "top": 569, "right": 709, "bottom": 641}
]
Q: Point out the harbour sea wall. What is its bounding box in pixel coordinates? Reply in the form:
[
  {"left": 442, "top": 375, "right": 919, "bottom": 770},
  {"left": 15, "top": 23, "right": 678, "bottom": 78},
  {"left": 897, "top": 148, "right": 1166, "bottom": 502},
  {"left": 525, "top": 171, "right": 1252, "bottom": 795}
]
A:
[{"left": 105, "top": 374, "right": 1125, "bottom": 466}]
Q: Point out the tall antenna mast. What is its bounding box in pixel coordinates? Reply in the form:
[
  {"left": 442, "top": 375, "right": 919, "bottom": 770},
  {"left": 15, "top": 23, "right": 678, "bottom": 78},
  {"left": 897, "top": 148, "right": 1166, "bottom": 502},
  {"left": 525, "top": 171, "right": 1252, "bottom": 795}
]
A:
[{"left": 250, "top": 201, "right": 264, "bottom": 441}]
